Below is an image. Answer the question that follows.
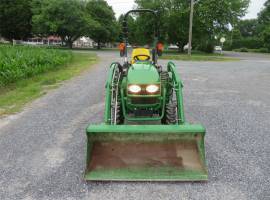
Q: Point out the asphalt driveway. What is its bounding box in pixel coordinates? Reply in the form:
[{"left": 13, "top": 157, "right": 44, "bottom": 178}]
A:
[{"left": 0, "top": 51, "right": 269, "bottom": 200}]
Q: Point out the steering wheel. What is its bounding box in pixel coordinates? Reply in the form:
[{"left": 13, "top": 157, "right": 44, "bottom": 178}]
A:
[{"left": 134, "top": 54, "right": 151, "bottom": 61}]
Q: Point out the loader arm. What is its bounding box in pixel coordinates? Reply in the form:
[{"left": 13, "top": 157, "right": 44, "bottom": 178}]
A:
[
  {"left": 104, "top": 62, "right": 122, "bottom": 124},
  {"left": 167, "top": 62, "right": 186, "bottom": 124}
]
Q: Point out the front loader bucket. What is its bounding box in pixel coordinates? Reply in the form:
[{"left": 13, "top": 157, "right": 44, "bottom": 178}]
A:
[{"left": 85, "top": 125, "right": 208, "bottom": 181}]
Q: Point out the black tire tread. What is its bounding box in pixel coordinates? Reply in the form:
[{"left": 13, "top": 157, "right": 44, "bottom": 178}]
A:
[
  {"left": 164, "top": 101, "right": 177, "bottom": 124},
  {"left": 115, "top": 98, "right": 124, "bottom": 124}
]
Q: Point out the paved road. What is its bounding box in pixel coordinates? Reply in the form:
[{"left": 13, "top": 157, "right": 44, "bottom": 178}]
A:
[{"left": 0, "top": 51, "right": 269, "bottom": 200}]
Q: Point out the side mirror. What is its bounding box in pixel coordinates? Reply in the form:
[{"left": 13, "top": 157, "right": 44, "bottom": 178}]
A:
[
  {"left": 156, "top": 42, "right": 164, "bottom": 57},
  {"left": 118, "top": 43, "right": 126, "bottom": 57}
]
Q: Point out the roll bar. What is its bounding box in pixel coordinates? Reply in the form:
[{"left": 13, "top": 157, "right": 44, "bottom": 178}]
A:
[{"left": 122, "top": 9, "right": 159, "bottom": 64}]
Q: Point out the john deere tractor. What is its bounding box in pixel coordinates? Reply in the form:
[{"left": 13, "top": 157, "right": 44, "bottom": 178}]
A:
[{"left": 85, "top": 9, "right": 208, "bottom": 181}]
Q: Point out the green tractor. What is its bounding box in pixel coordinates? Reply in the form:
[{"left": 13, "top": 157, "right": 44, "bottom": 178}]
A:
[{"left": 85, "top": 9, "right": 208, "bottom": 181}]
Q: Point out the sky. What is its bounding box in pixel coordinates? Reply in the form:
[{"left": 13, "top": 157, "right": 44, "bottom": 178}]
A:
[{"left": 106, "top": 0, "right": 267, "bottom": 19}]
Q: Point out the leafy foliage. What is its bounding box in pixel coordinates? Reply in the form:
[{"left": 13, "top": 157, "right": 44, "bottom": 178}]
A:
[
  {"left": 262, "top": 26, "right": 270, "bottom": 50},
  {"left": 227, "top": 0, "right": 270, "bottom": 51},
  {"left": 166, "top": 1, "right": 190, "bottom": 51},
  {"left": 238, "top": 19, "right": 259, "bottom": 37},
  {"left": 0, "top": 0, "right": 32, "bottom": 41},
  {"left": 86, "top": 0, "right": 118, "bottom": 49},
  {"left": 32, "top": 0, "right": 95, "bottom": 48},
  {"left": 231, "top": 37, "right": 264, "bottom": 49},
  {"left": 130, "top": 0, "right": 250, "bottom": 52},
  {"left": 118, "top": 15, "right": 139, "bottom": 44},
  {"left": 258, "top": 0, "right": 270, "bottom": 26},
  {"left": 258, "top": 0, "right": 270, "bottom": 50}
]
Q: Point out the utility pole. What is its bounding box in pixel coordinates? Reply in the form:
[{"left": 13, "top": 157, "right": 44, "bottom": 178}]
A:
[{"left": 188, "top": 0, "right": 194, "bottom": 56}]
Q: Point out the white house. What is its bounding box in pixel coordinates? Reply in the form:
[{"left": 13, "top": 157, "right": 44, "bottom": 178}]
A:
[{"left": 74, "top": 37, "right": 94, "bottom": 48}]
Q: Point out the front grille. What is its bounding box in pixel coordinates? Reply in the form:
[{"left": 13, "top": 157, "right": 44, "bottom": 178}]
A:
[{"left": 131, "top": 97, "right": 158, "bottom": 104}]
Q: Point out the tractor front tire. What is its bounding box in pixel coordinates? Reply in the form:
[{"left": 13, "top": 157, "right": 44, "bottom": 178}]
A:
[
  {"left": 115, "top": 99, "right": 124, "bottom": 124},
  {"left": 111, "top": 98, "right": 124, "bottom": 125},
  {"left": 162, "top": 101, "right": 177, "bottom": 125}
]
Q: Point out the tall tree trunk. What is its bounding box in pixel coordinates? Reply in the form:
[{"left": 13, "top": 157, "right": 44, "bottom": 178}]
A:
[
  {"left": 177, "top": 45, "right": 183, "bottom": 53},
  {"left": 65, "top": 36, "right": 73, "bottom": 49},
  {"left": 67, "top": 40, "right": 73, "bottom": 49},
  {"left": 97, "top": 41, "right": 101, "bottom": 50},
  {"left": 177, "top": 42, "right": 184, "bottom": 53}
]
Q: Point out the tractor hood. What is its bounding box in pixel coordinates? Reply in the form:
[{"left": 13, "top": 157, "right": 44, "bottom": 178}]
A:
[{"left": 127, "top": 63, "right": 160, "bottom": 84}]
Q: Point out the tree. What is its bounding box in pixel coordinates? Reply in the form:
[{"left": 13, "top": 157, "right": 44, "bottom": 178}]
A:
[
  {"left": 193, "top": 0, "right": 249, "bottom": 52},
  {"left": 258, "top": 0, "right": 270, "bottom": 26},
  {"left": 232, "top": 28, "right": 242, "bottom": 40},
  {"left": 118, "top": 15, "right": 140, "bottom": 45},
  {"left": 258, "top": 0, "right": 270, "bottom": 35},
  {"left": 257, "top": 0, "right": 270, "bottom": 51},
  {"left": 136, "top": 0, "right": 190, "bottom": 51},
  {"left": 135, "top": 0, "right": 250, "bottom": 53},
  {"left": 86, "top": 0, "right": 118, "bottom": 49},
  {"left": 238, "top": 19, "right": 259, "bottom": 37},
  {"left": 228, "top": 19, "right": 263, "bottom": 50},
  {"left": 166, "top": 1, "right": 190, "bottom": 52},
  {"left": 135, "top": 0, "right": 171, "bottom": 46},
  {"left": 32, "top": 0, "right": 95, "bottom": 48},
  {"left": 262, "top": 26, "right": 270, "bottom": 51},
  {"left": 0, "top": 0, "right": 32, "bottom": 41}
]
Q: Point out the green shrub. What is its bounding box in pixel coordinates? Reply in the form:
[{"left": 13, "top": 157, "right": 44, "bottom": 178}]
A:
[
  {"left": 196, "top": 41, "right": 214, "bottom": 53},
  {"left": 233, "top": 48, "right": 269, "bottom": 53},
  {"left": 240, "top": 48, "right": 249, "bottom": 52},
  {"left": 0, "top": 45, "right": 72, "bottom": 86},
  {"left": 231, "top": 37, "right": 264, "bottom": 49},
  {"left": 233, "top": 48, "right": 248, "bottom": 52},
  {"left": 253, "top": 48, "right": 269, "bottom": 53}
]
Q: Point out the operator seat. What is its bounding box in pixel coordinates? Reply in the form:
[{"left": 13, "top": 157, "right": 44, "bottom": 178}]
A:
[{"left": 131, "top": 48, "right": 151, "bottom": 64}]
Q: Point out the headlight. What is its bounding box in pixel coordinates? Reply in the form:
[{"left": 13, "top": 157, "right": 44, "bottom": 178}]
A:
[
  {"left": 128, "top": 85, "right": 141, "bottom": 93},
  {"left": 146, "top": 85, "right": 159, "bottom": 93}
]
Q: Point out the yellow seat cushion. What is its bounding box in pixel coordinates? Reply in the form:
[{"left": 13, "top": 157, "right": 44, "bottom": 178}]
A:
[{"left": 131, "top": 48, "right": 151, "bottom": 64}]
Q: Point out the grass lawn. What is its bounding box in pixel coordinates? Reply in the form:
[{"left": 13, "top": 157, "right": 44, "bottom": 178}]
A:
[
  {"left": 0, "top": 52, "right": 97, "bottom": 116},
  {"left": 160, "top": 53, "right": 240, "bottom": 61}
]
